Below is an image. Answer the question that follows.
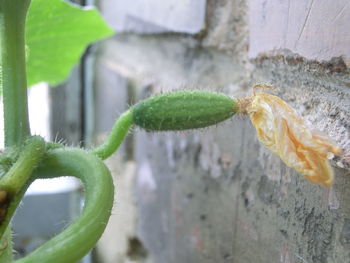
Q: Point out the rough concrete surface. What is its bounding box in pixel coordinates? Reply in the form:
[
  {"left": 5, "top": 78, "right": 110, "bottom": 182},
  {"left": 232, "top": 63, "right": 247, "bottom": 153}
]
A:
[
  {"left": 99, "top": 0, "right": 206, "bottom": 34},
  {"left": 249, "top": 0, "right": 350, "bottom": 63},
  {"left": 93, "top": 0, "right": 350, "bottom": 262}
]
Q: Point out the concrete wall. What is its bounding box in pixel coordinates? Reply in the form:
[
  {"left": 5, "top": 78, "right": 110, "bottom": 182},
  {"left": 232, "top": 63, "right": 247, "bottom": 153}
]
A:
[{"left": 92, "top": 1, "right": 350, "bottom": 262}]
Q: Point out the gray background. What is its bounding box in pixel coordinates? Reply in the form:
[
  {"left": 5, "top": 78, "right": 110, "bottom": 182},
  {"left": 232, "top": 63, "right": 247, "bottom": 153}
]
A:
[{"left": 87, "top": 0, "right": 350, "bottom": 262}]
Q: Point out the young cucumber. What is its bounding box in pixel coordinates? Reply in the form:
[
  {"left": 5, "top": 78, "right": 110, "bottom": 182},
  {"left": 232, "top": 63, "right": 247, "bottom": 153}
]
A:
[{"left": 132, "top": 90, "right": 238, "bottom": 131}]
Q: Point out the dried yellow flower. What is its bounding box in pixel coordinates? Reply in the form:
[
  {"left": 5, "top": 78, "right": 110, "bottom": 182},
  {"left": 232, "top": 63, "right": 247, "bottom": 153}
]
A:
[{"left": 243, "top": 88, "right": 341, "bottom": 187}]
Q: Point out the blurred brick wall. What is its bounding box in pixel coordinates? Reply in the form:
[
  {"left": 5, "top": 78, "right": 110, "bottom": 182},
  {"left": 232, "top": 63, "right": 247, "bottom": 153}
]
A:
[{"left": 92, "top": 1, "right": 350, "bottom": 262}]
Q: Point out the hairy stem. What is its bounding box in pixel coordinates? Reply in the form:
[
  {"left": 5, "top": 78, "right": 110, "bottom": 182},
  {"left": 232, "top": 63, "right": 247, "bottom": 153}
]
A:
[
  {"left": 0, "top": 136, "right": 46, "bottom": 239},
  {"left": 0, "top": 227, "right": 13, "bottom": 262},
  {"left": 0, "top": 1, "right": 32, "bottom": 261},
  {"left": 0, "top": 136, "right": 46, "bottom": 191},
  {"left": 16, "top": 148, "right": 114, "bottom": 263},
  {"left": 0, "top": 0, "right": 31, "bottom": 146},
  {"left": 92, "top": 110, "right": 133, "bottom": 160}
]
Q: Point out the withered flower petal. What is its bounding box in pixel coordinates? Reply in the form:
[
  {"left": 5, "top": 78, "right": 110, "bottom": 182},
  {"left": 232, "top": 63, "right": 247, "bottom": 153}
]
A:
[{"left": 247, "top": 92, "right": 341, "bottom": 187}]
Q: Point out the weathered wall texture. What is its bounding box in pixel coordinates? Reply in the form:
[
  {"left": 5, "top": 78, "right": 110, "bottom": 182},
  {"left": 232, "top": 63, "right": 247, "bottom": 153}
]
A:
[{"left": 93, "top": 0, "right": 350, "bottom": 262}]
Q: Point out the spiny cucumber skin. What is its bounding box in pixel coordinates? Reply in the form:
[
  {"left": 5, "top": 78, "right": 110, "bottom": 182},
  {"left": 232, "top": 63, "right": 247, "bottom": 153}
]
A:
[{"left": 132, "top": 91, "right": 237, "bottom": 131}]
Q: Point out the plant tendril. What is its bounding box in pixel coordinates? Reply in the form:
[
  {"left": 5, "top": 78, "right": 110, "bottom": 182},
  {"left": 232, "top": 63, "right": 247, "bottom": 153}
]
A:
[
  {"left": 92, "top": 110, "right": 134, "bottom": 160},
  {"left": 15, "top": 148, "right": 114, "bottom": 263}
]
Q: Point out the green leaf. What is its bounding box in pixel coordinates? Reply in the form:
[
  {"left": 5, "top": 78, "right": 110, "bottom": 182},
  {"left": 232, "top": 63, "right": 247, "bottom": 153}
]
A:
[{"left": 25, "top": 0, "right": 114, "bottom": 86}]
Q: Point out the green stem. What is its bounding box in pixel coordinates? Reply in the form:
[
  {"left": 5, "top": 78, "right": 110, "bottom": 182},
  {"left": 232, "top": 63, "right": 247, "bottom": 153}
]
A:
[
  {"left": 0, "top": 2, "right": 32, "bottom": 260},
  {"left": 0, "top": 136, "right": 46, "bottom": 239},
  {"left": 0, "top": 136, "right": 44, "bottom": 262},
  {"left": 16, "top": 148, "right": 114, "bottom": 263},
  {"left": 92, "top": 110, "right": 133, "bottom": 160},
  {"left": 0, "top": 0, "right": 31, "bottom": 147},
  {"left": 0, "top": 136, "right": 45, "bottom": 190},
  {"left": 0, "top": 227, "right": 13, "bottom": 262}
]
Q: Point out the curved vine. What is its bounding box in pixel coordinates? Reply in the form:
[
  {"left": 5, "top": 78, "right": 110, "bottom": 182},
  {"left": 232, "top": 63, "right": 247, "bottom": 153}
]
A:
[{"left": 15, "top": 148, "right": 114, "bottom": 263}]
